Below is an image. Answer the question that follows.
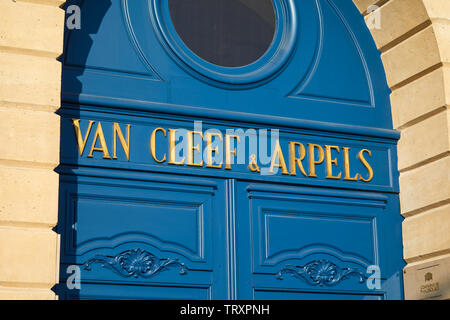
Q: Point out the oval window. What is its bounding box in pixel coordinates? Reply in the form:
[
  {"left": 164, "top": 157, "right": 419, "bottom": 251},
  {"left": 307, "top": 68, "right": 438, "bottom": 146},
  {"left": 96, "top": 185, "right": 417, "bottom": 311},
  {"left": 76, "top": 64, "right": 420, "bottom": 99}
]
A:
[{"left": 169, "top": 0, "right": 276, "bottom": 68}]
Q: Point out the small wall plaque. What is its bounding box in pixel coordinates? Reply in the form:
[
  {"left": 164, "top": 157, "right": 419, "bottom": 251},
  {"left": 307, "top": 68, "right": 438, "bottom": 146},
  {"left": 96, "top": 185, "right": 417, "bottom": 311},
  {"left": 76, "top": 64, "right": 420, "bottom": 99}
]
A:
[{"left": 403, "top": 255, "right": 450, "bottom": 300}]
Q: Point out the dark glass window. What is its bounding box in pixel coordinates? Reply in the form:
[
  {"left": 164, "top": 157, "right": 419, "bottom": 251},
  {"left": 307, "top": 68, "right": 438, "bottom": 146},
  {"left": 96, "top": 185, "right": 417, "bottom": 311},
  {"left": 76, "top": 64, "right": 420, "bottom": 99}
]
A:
[{"left": 169, "top": 0, "right": 276, "bottom": 67}]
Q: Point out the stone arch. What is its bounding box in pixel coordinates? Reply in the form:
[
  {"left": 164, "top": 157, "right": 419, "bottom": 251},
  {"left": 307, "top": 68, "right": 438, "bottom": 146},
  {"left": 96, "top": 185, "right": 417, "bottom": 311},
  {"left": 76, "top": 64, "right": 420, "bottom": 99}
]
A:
[{"left": 353, "top": 0, "right": 450, "bottom": 299}]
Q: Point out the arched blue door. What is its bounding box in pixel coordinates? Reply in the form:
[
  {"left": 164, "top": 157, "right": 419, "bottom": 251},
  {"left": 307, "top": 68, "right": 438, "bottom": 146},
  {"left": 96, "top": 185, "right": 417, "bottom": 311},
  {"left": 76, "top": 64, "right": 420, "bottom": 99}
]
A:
[{"left": 57, "top": 0, "right": 404, "bottom": 299}]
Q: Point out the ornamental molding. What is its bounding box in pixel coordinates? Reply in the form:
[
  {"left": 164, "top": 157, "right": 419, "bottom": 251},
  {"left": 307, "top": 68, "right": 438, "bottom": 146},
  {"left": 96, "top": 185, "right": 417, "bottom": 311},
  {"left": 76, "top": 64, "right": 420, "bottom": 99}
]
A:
[
  {"left": 276, "top": 259, "right": 366, "bottom": 286},
  {"left": 83, "top": 248, "right": 187, "bottom": 278}
]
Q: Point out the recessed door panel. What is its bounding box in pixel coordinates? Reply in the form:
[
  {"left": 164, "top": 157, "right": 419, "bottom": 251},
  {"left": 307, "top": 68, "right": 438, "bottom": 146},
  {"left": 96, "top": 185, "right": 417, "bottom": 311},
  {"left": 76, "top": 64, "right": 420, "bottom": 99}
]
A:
[
  {"left": 254, "top": 289, "right": 384, "bottom": 300},
  {"left": 235, "top": 181, "right": 403, "bottom": 299},
  {"left": 57, "top": 171, "right": 228, "bottom": 299},
  {"left": 61, "top": 283, "right": 211, "bottom": 300}
]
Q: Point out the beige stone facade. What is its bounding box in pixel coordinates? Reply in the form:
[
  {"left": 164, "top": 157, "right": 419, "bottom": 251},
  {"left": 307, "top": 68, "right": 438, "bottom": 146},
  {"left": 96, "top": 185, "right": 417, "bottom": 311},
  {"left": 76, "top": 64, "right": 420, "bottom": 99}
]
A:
[
  {"left": 0, "top": 0, "right": 448, "bottom": 299},
  {"left": 0, "top": 0, "right": 65, "bottom": 299},
  {"left": 354, "top": 0, "right": 450, "bottom": 299}
]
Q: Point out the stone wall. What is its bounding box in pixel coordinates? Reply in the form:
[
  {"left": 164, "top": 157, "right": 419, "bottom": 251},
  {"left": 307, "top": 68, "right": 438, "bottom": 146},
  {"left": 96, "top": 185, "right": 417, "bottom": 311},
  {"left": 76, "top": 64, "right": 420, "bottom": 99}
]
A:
[
  {"left": 354, "top": 0, "right": 450, "bottom": 299},
  {"left": 0, "top": 0, "right": 65, "bottom": 299}
]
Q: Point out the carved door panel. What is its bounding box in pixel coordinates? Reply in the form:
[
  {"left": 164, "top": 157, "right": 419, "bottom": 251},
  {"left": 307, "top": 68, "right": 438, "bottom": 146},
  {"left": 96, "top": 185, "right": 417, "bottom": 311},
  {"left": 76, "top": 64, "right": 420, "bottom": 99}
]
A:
[
  {"left": 57, "top": 172, "right": 229, "bottom": 299},
  {"left": 57, "top": 175, "right": 403, "bottom": 299},
  {"left": 234, "top": 181, "right": 403, "bottom": 300}
]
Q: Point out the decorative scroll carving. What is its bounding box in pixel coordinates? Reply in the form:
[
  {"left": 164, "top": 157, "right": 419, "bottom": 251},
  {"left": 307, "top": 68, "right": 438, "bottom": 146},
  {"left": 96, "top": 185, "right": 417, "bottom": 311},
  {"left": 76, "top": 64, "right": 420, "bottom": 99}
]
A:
[
  {"left": 83, "top": 248, "right": 187, "bottom": 278},
  {"left": 276, "top": 259, "right": 366, "bottom": 286}
]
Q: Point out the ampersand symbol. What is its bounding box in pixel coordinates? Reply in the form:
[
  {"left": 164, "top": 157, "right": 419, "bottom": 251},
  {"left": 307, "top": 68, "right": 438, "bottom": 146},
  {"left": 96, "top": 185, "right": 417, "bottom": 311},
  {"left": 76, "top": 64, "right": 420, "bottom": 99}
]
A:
[{"left": 248, "top": 154, "right": 260, "bottom": 173}]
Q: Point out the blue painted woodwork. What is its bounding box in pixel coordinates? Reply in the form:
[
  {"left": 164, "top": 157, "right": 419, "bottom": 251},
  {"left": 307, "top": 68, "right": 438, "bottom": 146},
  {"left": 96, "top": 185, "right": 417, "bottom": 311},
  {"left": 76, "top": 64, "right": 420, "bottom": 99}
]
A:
[{"left": 56, "top": 0, "right": 404, "bottom": 299}]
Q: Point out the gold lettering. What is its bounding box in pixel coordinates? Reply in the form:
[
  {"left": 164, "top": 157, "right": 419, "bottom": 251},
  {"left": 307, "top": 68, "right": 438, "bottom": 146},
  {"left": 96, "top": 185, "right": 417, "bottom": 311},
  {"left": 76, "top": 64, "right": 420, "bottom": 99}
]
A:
[
  {"left": 205, "top": 132, "right": 223, "bottom": 169},
  {"left": 187, "top": 130, "right": 203, "bottom": 167},
  {"left": 72, "top": 119, "right": 94, "bottom": 156},
  {"left": 150, "top": 128, "right": 167, "bottom": 163},
  {"left": 225, "top": 134, "right": 240, "bottom": 170},
  {"left": 87, "top": 122, "right": 111, "bottom": 159},
  {"left": 325, "top": 145, "right": 342, "bottom": 180},
  {"left": 308, "top": 144, "right": 324, "bottom": 178},
  {"left": 113, "top": 123, "right": 130, "bottom": 161},
  {"left": 343, "top": 147, "right": 358, "bottom": 181},
  {"left": 168, "top": 129, "right": 185, "bottom": 165},
  {"left": 248, "top": 154, "right": 260, "bottom": 172},
  {"left": 269, "top": 140, "right": 289, "bottom": 175},
  {"left": 289, "top": 142, "right": 307, "bottom": 176},
  {"left": 358, "top": 149, "right": 374, "bottom": 182}
]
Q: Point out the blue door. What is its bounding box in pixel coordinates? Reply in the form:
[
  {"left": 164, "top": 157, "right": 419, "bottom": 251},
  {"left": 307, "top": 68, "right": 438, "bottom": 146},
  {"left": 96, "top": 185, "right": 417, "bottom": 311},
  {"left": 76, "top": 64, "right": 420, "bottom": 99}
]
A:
[{"left": 57, "top": 0, "right": 404, "bottom": 299}]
